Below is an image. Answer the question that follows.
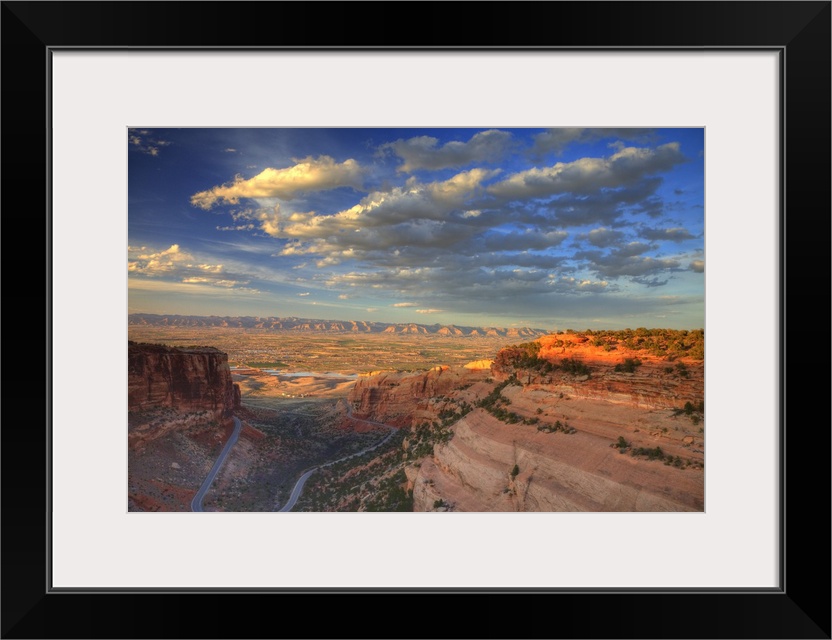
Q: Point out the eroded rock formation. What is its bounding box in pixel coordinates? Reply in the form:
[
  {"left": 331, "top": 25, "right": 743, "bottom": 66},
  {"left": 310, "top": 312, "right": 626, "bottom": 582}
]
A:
[
  {"left": 348, "top": 334, "right": 704, "bottom": 512},
  {"left": 350, "top": 365, "right": 491, "bottom": 427},
  {"left": 128, "top": 341, "right": 241, "bottom": 418}
]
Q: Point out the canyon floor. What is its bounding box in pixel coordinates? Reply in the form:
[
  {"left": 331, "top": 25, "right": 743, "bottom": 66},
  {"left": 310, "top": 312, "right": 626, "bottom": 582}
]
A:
[{"left": 128, "top": 395, "right": 390, "bottom": 512}]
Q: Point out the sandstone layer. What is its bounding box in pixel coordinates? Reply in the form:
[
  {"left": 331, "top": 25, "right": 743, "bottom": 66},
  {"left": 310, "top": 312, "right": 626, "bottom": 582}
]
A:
[
  {"left": 412, "top": 408, "right": 703, "bottom": 512},
  {"left": 128, "top": 341, "right": 241, "bottom": 418},
  {"left": 350, "top": 365, "right": 492, "bottom": 427},
  {"left": 349, "top": 333, "right": 704, "bottom": 512}
]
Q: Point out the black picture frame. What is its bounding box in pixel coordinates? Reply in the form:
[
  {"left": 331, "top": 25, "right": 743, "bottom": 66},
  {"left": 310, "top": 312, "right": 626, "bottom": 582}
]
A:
[{"left": 3, "top": 2, "right": 829, "bottom": 638}]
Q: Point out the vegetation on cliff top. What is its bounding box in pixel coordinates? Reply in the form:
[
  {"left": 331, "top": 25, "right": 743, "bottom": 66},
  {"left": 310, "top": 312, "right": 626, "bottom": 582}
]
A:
[
  {"left": 495, "top": 342, "right": 592, "bottom": 378},
  {"left": 495, "top": 328, "right": 704, "bottom": 377},
  {"left": 128, "top": 340, "right": 225, "bottom": 354},
  {"left": 580, "top": 327, "right": 703, "bottom": 359}
]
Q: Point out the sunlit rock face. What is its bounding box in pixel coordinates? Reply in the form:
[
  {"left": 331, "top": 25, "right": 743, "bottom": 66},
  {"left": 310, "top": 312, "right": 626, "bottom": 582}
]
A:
[{"left": 352, "top": 336, "right": 704, "bottom": 513}]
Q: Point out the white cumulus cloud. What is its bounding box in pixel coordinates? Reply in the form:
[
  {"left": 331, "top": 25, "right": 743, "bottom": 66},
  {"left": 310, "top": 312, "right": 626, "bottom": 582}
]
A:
[{"left": 191, "top": 156, "right": 364, "bottom": 208}]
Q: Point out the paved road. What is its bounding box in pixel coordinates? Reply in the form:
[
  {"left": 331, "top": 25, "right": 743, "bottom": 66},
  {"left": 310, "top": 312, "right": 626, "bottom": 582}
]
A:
[
  {"left": 277, "top": 469, "right": 317, "bottom": 512},
  {"left": 276, "top": 405, "right": 395, "bottom": 512},
  {"left": 191, "top": 416, "right": 242, "bottom": 512}
]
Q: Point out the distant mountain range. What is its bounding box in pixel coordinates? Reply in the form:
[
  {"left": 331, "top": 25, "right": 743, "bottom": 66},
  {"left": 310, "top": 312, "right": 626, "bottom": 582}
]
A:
[{"left": 128, "top": 314, "right": 549, "bottom": 339}]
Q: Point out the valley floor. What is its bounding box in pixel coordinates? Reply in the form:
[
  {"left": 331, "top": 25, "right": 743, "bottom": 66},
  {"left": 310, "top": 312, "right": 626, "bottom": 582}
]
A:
[{"left": 128, "top": 395, "right": 389, "bottom": 512}]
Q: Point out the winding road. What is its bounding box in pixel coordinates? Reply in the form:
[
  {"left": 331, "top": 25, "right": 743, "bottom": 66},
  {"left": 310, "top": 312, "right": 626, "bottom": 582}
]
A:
[
  {"left": 190, "top": 416, "right": 242, "bottom": 512},
  {"left": 276, "top": 404, "right": 396, "bottom": 512},
  {"left": 190, "top": 406, "right": 395, "bottom": 512}
]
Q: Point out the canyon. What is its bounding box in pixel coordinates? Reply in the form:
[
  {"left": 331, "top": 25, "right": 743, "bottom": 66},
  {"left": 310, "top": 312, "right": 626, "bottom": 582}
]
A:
[
  {"left": 128, "top": 342, "right": 243, "bottom": 510},
  {"left": 127, "top": 341, "right": 389, "bottom": 511},
  {"left": 127, "top": 329, "right": 704, "bottom": 512},
  {"left": 348, "top": 332, "right": 704, "bottom": 512}
]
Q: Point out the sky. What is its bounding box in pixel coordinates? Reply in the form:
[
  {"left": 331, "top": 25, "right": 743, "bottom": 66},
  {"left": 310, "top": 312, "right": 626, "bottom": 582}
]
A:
[{"left": 128, "top": 127, "right": 704, "bottom": 330}]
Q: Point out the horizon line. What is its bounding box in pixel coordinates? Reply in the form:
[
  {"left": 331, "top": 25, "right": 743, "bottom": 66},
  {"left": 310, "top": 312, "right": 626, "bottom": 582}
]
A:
[{"left": 127, "top": 311, "right": 703, "bottom": 333}]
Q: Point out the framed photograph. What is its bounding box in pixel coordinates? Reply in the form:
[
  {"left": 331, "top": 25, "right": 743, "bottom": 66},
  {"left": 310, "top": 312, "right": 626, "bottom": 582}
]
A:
[
  {"left": 5, "top": 1, "right": 829, "bottom": 638},
  {"left": 126, "top": 124, "right": 707, "bottom": 518}
]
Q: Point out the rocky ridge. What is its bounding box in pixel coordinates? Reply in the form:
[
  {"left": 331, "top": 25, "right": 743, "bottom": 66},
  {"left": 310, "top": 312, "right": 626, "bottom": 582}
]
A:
[
  {"left": 350, "top": 365, "right": 493, "bottom": 428},
  {"left": 347, "top": 332, "right": 705, "bottom": 512},
  {"left": 128, "top": 313, "right": 547, "bottom": 338}
]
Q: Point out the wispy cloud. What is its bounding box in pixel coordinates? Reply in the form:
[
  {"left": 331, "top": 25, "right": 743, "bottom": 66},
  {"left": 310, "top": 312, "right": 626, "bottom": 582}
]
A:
[
  {"left": 128, "top": 244, "right": 258, "bottom": 292},
  {"left": 128, "top": 278, "right": 260, "bottom": 295},
  {"left": 128, "top": 129, "right": 171, "bottom": 156}
]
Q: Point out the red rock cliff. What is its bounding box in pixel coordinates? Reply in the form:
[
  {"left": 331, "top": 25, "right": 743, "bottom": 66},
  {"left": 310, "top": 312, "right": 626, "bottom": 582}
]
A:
[
  {"left": 128, "top": 342, "right": 241, "bottom": 418},
  {"left": 347, "top": 333, "right": 705, "bottom": 512},
  {"left": 349, "top": 365, "right": 491, "bottom": 427},
  {"left": 492, "top": 333, "right": 704, "bottom": 410}
]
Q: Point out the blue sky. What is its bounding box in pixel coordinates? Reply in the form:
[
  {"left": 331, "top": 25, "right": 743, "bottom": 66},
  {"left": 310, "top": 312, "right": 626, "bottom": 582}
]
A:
[{"left": 128, "top": 127, "right": 704, "bottom": 330}]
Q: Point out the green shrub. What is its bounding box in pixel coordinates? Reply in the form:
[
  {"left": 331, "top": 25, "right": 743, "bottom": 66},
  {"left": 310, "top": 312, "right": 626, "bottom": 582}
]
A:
[
  {"left": 560, "top": 358, "right": 591, "bottom": 376},
  {"left": 631, "top": 446, "right": 665, "bottom": 460},
  {"left": 614, "top": 358, "right": 643, "bottom": 373}
]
